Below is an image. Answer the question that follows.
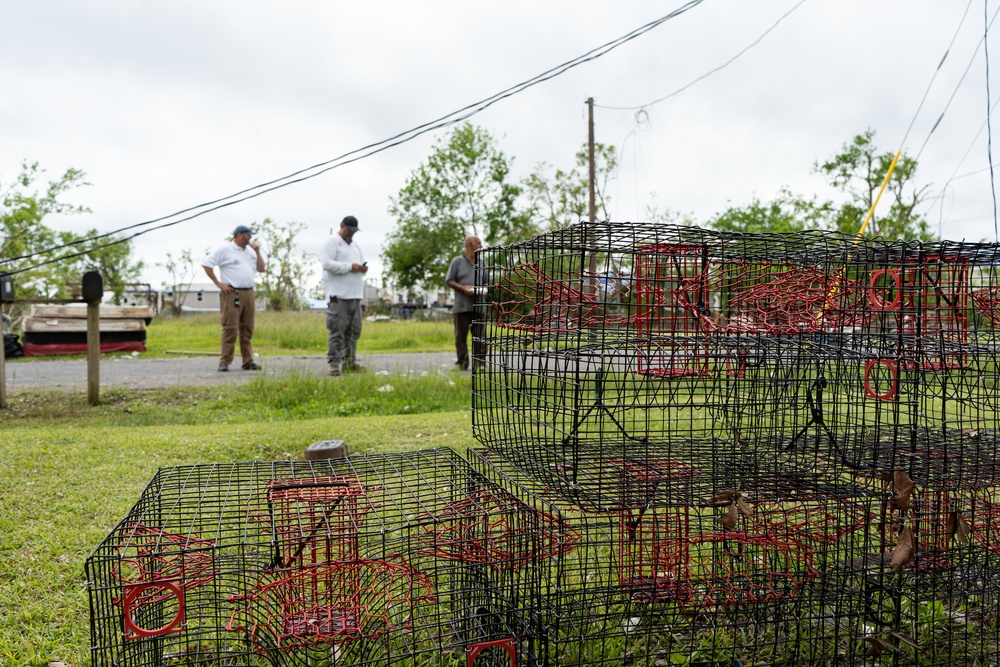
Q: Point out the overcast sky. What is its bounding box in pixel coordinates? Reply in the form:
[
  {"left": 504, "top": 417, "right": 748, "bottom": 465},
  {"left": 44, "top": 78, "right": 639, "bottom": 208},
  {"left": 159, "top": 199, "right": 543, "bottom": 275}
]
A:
[{"left": 3, "top": 0, "right": 998, "bottom": 291}]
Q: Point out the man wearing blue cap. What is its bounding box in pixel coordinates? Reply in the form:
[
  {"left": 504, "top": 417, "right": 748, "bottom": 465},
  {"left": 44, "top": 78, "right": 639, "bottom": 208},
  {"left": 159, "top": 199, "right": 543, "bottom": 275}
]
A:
[{"left": 201, "top": 224, "right": 266, "bottom": 371}]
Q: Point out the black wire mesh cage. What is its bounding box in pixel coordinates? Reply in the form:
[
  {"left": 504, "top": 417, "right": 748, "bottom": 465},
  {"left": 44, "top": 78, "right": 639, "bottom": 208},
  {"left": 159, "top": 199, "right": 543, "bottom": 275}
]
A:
[
  {"left": 470, "top": 447, "right": 1000, "bottom": 666},
  {"left": 86, "top": 449, "right": 548, "bottom": 667},
  {"left": 472, "top": 222, "right": 1000, "bottom": 496}
]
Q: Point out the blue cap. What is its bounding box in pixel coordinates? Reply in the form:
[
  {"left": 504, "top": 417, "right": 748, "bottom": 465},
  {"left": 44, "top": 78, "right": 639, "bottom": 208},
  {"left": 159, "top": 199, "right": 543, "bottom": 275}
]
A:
[{"left": 233, "top": 225, "right": 253, "bottom": 236}]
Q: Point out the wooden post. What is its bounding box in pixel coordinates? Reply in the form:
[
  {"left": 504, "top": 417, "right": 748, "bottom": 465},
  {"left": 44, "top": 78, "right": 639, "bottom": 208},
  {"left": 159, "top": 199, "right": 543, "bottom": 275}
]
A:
[{"left": 87, "top": 299, "right": 100, "bottom": 406}]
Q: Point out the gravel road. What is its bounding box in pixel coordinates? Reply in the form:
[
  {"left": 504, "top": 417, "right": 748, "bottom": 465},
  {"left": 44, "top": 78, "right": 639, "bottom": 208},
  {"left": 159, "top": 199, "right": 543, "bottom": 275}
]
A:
[{"left": 2, "top": 352, "right": 460, "bottom": 391}]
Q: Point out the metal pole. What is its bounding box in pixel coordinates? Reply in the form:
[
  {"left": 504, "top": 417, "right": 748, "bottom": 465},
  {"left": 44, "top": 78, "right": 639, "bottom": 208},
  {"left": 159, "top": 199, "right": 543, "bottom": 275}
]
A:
[{"left": 87, "top": 299, "right": 100, "bottom": 406}]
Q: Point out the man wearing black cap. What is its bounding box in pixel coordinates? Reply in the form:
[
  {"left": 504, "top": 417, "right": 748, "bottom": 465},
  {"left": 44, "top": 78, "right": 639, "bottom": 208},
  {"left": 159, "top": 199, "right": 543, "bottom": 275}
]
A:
[
  {"left": 320, "top": 216, "right": 368, "bottom": 376},
  {"left": 201, "top": 224, "right": 266, "bottom": 371}
]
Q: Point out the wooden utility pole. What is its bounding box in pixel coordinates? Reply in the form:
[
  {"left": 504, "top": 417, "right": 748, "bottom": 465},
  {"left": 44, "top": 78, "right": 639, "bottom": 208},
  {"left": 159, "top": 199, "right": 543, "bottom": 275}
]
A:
[
  {"left": 587, "top": 97, "right": 596, "bottom": 224},
  {"left": 586, "top": 98, "right": 598, "bottom": 287}
]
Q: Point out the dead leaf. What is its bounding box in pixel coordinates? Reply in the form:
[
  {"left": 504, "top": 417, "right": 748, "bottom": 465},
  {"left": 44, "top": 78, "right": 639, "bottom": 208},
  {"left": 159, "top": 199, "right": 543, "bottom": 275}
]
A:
[
  {"left": 713, "top": 489, "right": 737, "bottom": 503},
  {"left": 892, "top": 470, "right": 915, "bottom": 511},
  {"left": 957, "top": 428, "right": 980, "bottom": 439},
  {"left": 890, "top": 526, "right": 916, "bottom": 569},
  {"left": 945, "top": 512, "right": 972, "bottom": 544},
  {"left": 865, "top": 636, "right": 891, "bottom": 657},
  {"left": 48, "top": 662, "right": 68, "bottom": 667},
  {"left": 736, "top": 496, "right": 754, "bottom": 518},
  {"left": 721, "top": 503, "right": 738, "bottom": 529},
  {"left": 55, "top": 555, "right": 70, "bottom": 564}
]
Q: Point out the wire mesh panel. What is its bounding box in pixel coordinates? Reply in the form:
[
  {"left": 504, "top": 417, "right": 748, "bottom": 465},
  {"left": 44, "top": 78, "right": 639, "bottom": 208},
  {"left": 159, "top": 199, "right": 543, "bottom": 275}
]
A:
[{"left": 86, "top": 449, "right": 547, "bottom": 667}]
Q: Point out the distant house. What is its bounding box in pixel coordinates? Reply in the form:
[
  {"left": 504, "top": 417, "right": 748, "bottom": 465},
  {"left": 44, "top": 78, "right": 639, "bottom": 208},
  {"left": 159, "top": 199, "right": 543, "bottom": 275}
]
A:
[
  {"left": 310, "top": 280, "right": 383, "bottom": 311},
  {"left": 165, "top": 282, "right": 268, "bottom": 313}
]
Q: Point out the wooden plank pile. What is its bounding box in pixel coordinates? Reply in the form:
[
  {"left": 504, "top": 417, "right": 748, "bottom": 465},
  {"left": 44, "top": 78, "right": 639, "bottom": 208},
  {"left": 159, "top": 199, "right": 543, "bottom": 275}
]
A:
[{"left": 21, "top": 304, "right": 153, "bottom": 356}]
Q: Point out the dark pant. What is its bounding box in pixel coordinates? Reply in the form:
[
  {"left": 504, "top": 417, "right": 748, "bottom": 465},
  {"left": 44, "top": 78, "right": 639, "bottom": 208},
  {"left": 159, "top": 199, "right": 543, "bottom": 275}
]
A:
[
  {"left": 219, "top": 288, "right": 255, "bottom": 368},
  {"left": 326, "top": 298, "right": 363, "bottom": 367},
  {"left": 454, "top": 311, "right": 485, "bottom": 370}
]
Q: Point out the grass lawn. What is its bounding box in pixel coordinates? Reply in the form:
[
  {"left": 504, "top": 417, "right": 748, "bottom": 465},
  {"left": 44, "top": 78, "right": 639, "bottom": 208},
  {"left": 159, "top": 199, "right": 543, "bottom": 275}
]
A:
[
  {"left": 0, "top": 372, "right": 474, "bottom": 666},
  {"left": 144, "top": 311, "right": 454, "bottom": 357}
]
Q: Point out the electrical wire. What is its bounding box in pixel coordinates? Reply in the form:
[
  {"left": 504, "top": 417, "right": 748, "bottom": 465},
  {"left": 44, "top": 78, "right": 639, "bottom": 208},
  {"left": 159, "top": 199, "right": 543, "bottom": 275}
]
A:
[
  {"left": 2, "top": 0, "right": 709, "bottom": 276},
  {"left": 595, "top": 0, "right": 808, "bottom": 112},
  {"left": 911, "top": 1, "right": 999, "bottom": 161},
  {"left": 899, "top": 0, "right": 975, "bottom": 155}
]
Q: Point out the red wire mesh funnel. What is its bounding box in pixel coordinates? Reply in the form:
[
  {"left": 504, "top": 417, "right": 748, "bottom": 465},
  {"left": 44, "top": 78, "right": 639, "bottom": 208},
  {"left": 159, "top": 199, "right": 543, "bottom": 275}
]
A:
[{"left": 227, "top": 557, "right": 436, "bottom": 651}]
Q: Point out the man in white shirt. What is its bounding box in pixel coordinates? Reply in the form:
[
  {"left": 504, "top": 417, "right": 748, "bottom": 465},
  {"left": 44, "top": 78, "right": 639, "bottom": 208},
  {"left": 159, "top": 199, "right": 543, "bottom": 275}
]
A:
[
  {"left": 319, "top": 216, "right": 368, "bottom": 376},
  {"left": 201, "top": 224, "right": 266, "bottom": 371}
]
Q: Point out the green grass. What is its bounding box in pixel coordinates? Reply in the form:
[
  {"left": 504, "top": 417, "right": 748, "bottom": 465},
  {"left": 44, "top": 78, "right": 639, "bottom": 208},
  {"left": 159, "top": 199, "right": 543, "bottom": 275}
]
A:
[
  {"left": 139, "top": 311, "right": 454, "bottom": 358},
  {"left": 0, "top": 373, "right": 474, "bottom": 666}
]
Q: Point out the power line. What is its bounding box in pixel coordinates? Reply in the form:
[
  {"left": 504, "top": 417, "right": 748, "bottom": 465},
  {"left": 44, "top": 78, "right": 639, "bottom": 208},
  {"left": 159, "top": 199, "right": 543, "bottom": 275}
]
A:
[
  {"left": 911, "top": 0, "right": 999, "bottom": 162},
  {"left": 2, "top": 0, "right": 709, "bottom": 276},
  {"left": 595, "top": 0, "right": 808, "bottom": 112}
]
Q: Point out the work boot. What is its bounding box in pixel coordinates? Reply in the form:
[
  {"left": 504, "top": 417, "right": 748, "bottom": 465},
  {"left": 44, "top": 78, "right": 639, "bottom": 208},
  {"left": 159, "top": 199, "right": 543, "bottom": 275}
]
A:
[
  {"left": 218, "top": 364, "right": 229, "bottom": 372},
  {"left": 328, "top": 362, "right": 342, "bottom": 377}
]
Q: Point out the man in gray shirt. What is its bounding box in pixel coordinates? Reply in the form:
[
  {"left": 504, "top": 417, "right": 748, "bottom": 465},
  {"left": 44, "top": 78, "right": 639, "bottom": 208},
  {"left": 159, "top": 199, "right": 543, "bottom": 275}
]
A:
[{"left": 445, "top": 235, "right": 482, "bottom": 371}]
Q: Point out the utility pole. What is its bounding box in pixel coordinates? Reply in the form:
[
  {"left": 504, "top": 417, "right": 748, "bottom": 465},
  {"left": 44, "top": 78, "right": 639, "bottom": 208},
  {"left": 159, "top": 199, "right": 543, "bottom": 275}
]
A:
[
  {"left": 586, "top": 98, "right": 598, "bottom": 289},
  {"left": 587, "top": 97, "right": 596, "bottom": 224}
]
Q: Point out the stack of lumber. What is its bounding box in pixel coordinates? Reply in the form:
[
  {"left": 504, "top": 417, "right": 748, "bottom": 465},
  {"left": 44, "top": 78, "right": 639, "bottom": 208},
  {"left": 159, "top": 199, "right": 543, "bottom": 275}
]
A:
[{"left": 21, "top": 304, "right": 153, "bottom": 356}]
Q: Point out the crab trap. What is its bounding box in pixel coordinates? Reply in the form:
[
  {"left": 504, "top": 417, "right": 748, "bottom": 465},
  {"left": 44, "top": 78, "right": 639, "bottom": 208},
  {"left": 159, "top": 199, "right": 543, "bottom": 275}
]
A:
[
  {"left": 473, "top": 223, "right": 1000, "bottom": 492},
  {"left": 472, "top": 445, "right": 1000, "bottom": 666},
  {"left": 86, "top": 449, "right": 550, "bottom": 667}
]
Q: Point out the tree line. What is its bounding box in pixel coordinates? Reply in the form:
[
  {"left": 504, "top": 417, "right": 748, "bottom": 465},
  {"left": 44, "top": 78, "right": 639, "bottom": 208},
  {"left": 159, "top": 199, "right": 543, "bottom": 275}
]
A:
[
  {"left": 1, "top": 125, "right": 931, "bottom": 317},
  {"left": 382, "top": 124, "right": 933, "bottom": 293}
]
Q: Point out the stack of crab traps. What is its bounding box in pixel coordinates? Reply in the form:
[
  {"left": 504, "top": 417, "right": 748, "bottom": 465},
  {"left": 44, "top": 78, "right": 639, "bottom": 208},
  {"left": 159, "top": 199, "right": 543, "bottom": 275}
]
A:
[{"left": 90, "top": 222, "right": 1000, "bottom": 666}]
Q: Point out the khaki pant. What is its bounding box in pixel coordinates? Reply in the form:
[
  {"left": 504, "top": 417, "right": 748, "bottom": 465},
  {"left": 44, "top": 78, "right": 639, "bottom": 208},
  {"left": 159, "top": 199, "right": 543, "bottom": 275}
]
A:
[{"left": 219, "top": 289, "right": 256, "bottom": 368}]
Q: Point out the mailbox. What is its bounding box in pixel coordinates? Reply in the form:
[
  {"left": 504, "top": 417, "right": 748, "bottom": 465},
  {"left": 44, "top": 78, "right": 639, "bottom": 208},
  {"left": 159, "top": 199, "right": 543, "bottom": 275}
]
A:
[
  {"left": 0, "top": 274, "right": 12, "bottom": 303},
  {"left": 82, "top": 271, "right": 104, "bottom": 303}
]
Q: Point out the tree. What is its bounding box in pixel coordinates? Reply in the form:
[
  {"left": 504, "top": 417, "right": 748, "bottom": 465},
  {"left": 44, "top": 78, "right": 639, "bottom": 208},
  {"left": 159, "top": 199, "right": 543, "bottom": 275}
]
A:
[
  {"left": 159, "top": 248, "right": 201, "bottom": 315},
  {"left": 1, "top": 161, "right": 90, "bottom": 303},
  {"left": 816, "top": 129, "right": 933, "bottom": 241},
  {"left": 709, "top": 188, "right": 830, "bottom": 234},
  {"left": 706, "top": 132, "right": 932, "bottom": 241},
  {"left": 522, "top": 143, "right": 618, "bottom": 231},
  {"left": 1, "top": 160, "right": 146, "bottom": 312},
  {"left": 253, "top": 217, "right": 313, "bottom": 311},
  {"left": 383, "top": 123, "right": 533, "bottom": 292},
  {"left": 66, "top": 230, "right": 145, "bottom": 305}
]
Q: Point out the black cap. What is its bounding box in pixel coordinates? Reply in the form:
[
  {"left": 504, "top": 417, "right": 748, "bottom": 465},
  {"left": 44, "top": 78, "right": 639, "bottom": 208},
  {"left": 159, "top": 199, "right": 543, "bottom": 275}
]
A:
[
  {"left": 342, "top": 216, "right": 359, "bottom": 230},
  {"left": 233, "top": 225, "right": 253, "bottom": 236}
]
